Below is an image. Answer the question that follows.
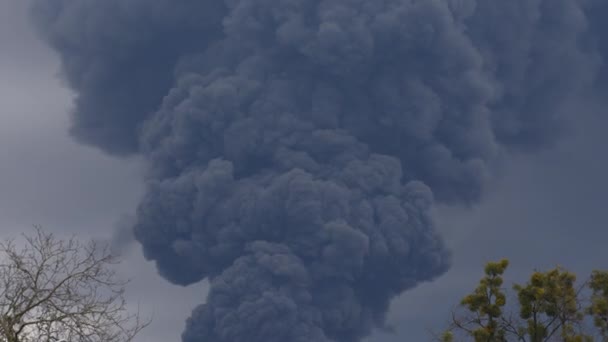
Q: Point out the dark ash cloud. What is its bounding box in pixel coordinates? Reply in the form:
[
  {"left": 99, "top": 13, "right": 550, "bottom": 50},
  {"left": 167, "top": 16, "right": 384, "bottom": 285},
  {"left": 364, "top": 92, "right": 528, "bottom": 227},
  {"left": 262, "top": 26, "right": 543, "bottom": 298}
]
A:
[
  {"left": 30, "top": 0, "right": 607, "bottom": 341},
  {"left": 30, "top": 0, "right": 226, "bottom": 155}
]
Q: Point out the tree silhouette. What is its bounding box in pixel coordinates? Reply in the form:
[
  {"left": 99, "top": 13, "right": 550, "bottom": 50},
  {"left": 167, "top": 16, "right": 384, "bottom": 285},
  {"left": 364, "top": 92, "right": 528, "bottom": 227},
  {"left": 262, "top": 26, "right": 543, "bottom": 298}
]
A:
[
  {"left": 0, "top": 227, "right": 149, "bottom": 342},
  {"left": 439, "top": 260, "right": 608, "bottom": 342}
]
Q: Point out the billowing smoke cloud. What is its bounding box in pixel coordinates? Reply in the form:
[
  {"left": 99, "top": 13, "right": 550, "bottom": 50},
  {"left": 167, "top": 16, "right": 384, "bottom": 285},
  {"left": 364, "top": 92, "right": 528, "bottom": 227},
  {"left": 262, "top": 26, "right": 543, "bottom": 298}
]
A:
[{"left": 31, "top": 0, "right": 605, "bottom": 341}]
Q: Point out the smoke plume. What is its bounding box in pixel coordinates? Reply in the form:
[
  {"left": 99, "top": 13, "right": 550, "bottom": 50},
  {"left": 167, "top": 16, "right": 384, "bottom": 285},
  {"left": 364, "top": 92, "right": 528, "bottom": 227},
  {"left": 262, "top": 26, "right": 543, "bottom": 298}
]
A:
[{"left": 31, "top": 0, "right": 605, "bottom": 341}]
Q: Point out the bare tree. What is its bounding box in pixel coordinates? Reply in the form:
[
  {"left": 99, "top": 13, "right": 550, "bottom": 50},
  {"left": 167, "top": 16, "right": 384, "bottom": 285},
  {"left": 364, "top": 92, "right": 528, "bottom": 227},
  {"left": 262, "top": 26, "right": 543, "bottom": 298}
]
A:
[{"left": 0, "top": 227, "right": 150, "bottom": 342}]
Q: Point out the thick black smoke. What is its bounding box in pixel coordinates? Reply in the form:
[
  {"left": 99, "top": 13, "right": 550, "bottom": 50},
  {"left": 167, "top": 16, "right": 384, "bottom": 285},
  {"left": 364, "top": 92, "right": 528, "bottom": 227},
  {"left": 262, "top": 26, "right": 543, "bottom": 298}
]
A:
[{"left": 31, "top": 0, "right": 605, "bottom": 341}]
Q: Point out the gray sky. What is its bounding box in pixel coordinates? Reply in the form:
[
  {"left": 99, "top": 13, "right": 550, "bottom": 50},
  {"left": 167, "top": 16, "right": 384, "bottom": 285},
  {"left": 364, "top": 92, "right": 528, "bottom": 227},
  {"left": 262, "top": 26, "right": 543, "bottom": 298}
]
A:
[
  {"left": 0, "top": 1, "right": 205, "bottom": 341},
  {"left": 1, "top": 1, "right": 607, "bottom": 341}
]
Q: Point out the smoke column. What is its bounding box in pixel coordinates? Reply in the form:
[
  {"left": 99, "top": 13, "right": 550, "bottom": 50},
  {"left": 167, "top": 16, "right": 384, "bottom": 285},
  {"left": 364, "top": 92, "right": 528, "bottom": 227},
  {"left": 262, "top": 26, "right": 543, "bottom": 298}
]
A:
[{"left": 31, "top": 1, "right": 605, "bottom": 341}]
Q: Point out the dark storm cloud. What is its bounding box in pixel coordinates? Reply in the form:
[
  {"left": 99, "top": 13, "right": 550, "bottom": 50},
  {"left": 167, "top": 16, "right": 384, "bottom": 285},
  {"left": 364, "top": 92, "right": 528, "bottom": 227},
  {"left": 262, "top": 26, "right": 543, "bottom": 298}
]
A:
[
  {"left": 30, "top": 0, "right": 608, "bottom": 341},
  {"left": 372, "top": 98, "right": 608, "bottom": 341},
  {"left": 584, "top": 0, "right": 608, "bottom": 89},
  {"left": 30, "top": 0, "right": 226, "bottom": 155},
  {"left": 465, "top": 0, "right": 600, "bottom": 149}
]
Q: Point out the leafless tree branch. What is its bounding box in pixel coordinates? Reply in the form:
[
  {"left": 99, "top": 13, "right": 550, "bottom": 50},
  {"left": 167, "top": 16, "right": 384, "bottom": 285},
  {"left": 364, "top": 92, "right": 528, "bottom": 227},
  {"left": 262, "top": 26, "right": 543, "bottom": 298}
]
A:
[{"left": 0, "top": 226, "right": 150, "bottom": 342}]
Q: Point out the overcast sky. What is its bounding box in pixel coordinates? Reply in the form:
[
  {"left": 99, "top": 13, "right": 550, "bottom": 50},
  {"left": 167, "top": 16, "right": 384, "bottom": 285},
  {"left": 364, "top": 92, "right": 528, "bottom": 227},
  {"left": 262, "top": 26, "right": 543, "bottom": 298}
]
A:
[
  {"left": 1, "top": 1, "right": 607, "bottom": 341},
  {"left": 0, "top": 1, "right": 206, "bottom": 341}
]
